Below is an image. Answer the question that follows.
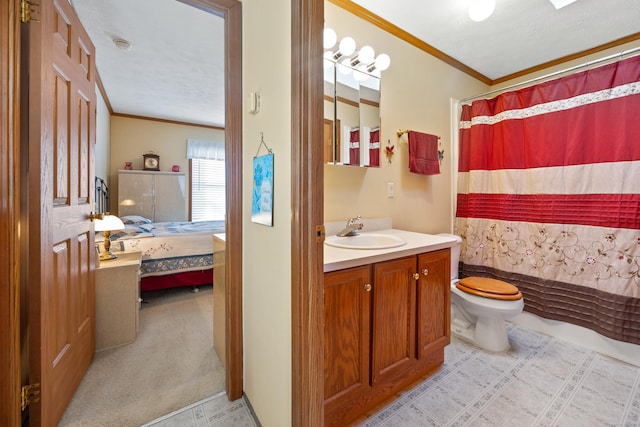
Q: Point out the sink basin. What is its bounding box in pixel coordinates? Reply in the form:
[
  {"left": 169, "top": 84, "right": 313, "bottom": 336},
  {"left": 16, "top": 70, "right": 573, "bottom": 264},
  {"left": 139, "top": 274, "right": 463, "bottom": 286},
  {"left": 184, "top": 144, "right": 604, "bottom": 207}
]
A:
[{"left": 325, "top": 233, "right": 407, "bottom": 250}]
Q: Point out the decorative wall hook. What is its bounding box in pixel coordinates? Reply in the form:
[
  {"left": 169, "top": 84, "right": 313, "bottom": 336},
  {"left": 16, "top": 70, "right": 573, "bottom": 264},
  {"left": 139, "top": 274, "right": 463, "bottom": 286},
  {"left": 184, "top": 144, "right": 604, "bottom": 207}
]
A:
[{"left": 385, "top": 139, "right": 395, "bottom": 164}]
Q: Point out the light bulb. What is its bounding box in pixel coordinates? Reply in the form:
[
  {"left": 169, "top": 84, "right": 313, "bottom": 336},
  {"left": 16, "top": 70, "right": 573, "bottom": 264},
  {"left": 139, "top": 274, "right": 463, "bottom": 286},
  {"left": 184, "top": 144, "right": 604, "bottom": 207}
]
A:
[
  {"left": 338, "top": 58, "right": 352, "bottom": 75},
  {"left": 468, "top": 0, "right": 495, "bottom": 22},
  {"left": 358, "top": 46, "right": 375, "bottom": 65},
  {"left": 374, "top": 54, "right": 390, "bottom": 71},
  {"left": 323, "top": 28, "right": 337, "bottom": 50},
  {"left": 353, "top": 64, "right": 369, "bottom": 82},
  {"left": 338, "top": 37, "right": 356, "bottom": 57}
]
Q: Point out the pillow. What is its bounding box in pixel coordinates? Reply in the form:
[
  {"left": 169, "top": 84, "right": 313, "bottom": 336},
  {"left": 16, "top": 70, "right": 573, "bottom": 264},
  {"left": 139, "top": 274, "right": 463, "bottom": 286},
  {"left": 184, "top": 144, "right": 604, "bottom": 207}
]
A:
[
  {"left": 110, "top": 225, "right": 153, "bottom": 241},
  {"left": 120, "top": 215, "right": 153, "bottom": 226}
]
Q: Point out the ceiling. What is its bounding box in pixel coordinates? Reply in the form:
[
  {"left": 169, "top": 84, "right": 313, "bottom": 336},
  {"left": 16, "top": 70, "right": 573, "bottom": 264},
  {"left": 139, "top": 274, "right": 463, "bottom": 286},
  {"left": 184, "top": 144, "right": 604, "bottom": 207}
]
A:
[{"left": 71, "top": 0, "right": 640, "bottom": 128}]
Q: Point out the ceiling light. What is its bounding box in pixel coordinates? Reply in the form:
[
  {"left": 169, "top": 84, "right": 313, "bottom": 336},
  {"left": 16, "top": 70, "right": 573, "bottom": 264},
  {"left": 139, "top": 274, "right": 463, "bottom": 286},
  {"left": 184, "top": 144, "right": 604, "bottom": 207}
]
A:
[
  {"left": 548, "top": 0, "right": 579, "bottom": 9},
  {"left": 113, "top": 38, "right": 132, "bottom": 51},
  {"left": 468, "top": 0, "right": 495, "bottom": 22}
]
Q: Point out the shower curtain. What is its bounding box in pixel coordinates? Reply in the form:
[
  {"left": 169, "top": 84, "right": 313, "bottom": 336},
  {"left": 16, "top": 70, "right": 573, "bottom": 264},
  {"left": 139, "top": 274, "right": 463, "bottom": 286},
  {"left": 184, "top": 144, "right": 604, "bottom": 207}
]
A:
[{"left": 455, "top": 54, "right": 640, "bottom": 345}]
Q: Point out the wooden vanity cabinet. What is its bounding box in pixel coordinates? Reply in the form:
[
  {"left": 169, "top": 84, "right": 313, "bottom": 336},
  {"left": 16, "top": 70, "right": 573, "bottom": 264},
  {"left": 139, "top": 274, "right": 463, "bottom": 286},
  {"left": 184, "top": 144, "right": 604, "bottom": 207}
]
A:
[{"left": 324, "top": 248, "right": 450, "bottom": 426}]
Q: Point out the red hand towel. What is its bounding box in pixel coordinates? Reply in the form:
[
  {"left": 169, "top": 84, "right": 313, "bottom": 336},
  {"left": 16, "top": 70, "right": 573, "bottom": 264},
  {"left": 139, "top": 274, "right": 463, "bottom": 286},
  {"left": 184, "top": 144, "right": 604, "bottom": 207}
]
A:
[
  {"left": 369, "top": 128, "right": 380, "bottom": 167},
  {"left": 349, "top": 128, "right": 360, "bottom": 165},
  {"left": 408, "top": 131, "right": 440, "bottom": 175}
]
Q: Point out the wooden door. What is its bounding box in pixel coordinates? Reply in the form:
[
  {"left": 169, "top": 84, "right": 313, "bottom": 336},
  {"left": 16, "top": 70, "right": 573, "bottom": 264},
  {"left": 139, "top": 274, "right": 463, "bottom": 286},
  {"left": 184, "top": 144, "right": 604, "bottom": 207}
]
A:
[
  {"left": 416, "top": 249, "right": 451, "bottom": 358},
  {"left": 371, "top": 256, "right": 416, "bottom": 385},
  {"left": 323, "top": 265, "right": 371, "bottom": 409},
  {"left": 27, "top": 0, "right": 97, "bottom": 425}
]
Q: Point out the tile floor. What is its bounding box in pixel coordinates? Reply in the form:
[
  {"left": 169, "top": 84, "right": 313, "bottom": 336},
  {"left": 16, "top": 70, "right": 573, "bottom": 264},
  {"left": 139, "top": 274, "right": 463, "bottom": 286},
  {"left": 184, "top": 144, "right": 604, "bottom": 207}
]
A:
[{"left": 145, "top": 323, "right": 640, "bottom": 426}]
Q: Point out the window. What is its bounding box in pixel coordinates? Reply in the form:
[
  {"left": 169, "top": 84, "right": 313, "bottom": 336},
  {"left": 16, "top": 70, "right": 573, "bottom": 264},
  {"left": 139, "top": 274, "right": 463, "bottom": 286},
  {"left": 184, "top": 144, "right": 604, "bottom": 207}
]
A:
[{"left": 190, "top": 158, "right": 225, "bottom": 221}]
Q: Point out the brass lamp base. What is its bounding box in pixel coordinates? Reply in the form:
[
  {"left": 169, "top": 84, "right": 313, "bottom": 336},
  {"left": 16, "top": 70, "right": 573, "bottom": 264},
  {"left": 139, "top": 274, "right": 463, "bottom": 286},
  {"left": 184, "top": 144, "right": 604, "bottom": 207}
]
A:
[
  {"left": 99, "top": 251, "right": 118, "bottom": 261},
  {"left": 100, "top": 231, "right": 118, "bottom": 261}
]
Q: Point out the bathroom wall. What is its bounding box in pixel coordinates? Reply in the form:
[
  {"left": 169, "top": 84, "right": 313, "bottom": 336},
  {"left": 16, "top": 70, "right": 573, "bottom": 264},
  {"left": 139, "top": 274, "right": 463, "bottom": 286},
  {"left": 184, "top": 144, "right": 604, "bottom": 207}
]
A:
[
  {"left": 491, "top": 40, "right": 640, "bottom": 92},
  {"left": 242, "top": 0, "right": 293, "bottom": 425},
  {"left": 324, "top": 2, "right": 488, "bottom": 234},
  {"left": 108, "top": 116, "right": 223, "bottom": 213}
]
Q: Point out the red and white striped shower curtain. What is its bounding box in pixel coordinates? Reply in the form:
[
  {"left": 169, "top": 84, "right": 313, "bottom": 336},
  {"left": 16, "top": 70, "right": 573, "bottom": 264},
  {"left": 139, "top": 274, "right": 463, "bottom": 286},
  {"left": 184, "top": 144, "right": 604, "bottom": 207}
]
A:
[{"left": 455, "top": 54, "right": 640, "bottom": 345}]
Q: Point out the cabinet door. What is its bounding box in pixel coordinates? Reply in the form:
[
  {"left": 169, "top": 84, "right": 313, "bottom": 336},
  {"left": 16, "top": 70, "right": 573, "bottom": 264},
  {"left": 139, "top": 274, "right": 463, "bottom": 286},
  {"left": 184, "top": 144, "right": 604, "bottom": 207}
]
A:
[
  {"left": 118, "top": 172, "right": 154, "bottom": 219},
  {"left": 371, "top": 256, "right": 416, "bottom": 385},
  {"left": 324, "top": 265, "right": 371, "bottom": 406},
  {"left": 154, "top": 173, "right": 187, "bottom": 222},
  {"left": 416, "top": 249, "right": 451, "bottom": 358}
]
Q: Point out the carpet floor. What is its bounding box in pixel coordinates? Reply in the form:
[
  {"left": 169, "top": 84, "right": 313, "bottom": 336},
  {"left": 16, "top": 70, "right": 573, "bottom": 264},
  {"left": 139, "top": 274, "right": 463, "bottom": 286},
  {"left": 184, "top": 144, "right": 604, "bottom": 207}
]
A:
[{"left": 59, "top": 284, "right": 225, "bottom": 427}]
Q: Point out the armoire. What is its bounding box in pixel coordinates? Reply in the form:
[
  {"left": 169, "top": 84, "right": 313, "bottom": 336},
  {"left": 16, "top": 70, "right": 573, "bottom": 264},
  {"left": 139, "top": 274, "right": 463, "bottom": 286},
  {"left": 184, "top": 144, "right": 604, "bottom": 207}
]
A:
[{"left": 118, "top": 170, "right": 187, "bottom": 222}]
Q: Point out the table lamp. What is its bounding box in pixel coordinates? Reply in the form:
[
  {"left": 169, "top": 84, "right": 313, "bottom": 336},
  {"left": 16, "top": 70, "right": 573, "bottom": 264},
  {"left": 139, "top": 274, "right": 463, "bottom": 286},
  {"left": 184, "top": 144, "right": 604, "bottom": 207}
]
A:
[{"left": 94, "top": 214, "right": 125, "bottom": 260}]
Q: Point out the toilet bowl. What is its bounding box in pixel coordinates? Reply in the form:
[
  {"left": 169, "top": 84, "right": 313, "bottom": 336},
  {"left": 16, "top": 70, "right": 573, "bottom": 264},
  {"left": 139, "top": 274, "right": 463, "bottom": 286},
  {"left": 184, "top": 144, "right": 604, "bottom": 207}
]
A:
[{"left": 439, "top": 234, "right": 524, "bottom": 352}]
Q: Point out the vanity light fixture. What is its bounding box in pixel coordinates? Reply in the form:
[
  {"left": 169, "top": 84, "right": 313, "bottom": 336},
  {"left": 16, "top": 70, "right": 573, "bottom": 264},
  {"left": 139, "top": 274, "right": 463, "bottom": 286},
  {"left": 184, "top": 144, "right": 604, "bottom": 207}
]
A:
[
  {"left": 468, "top": 0, "right": 495, "bottom": 22},
  {"left": 323, "top": 27, "right": 337, "bottom": 49},
  {"left": 323, "top": 27, "right": 391, "bottom": 77}
]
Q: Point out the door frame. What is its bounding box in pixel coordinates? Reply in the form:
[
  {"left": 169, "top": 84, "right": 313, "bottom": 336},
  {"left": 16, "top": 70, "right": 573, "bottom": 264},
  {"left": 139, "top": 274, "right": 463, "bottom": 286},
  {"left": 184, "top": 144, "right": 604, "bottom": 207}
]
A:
[
  {"left": 0, "top": 0, "right": 21, "bottom": 424},
  {"left": 291, "top": 0, "right": 324, "bottom": 424},
  {"left": 179, "top": 0, "right": 243, "bottom": 400}
]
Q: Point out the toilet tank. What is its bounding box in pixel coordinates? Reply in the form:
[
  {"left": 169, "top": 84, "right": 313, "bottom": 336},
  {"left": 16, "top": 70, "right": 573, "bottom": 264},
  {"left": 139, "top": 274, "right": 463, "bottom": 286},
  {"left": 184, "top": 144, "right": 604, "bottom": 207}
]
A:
[{"left": 438, "top": 233, "right": 462, "bottom": 281}]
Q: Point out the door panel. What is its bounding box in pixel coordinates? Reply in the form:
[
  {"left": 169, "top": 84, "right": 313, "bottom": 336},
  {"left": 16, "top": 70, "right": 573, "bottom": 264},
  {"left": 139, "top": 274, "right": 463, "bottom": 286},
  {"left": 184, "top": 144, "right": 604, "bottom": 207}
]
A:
[
  {"left": 371, "top": 256, "right": 416, "bottom": 385},
  {"left": 323, "top": 265, "right": 371, "bottom": 406},
  {"left": 28, "top": 0, "right": 96, "bottom": 424},
  {"left": 417, "top": 249, "right": 451, "bottom": 358}
]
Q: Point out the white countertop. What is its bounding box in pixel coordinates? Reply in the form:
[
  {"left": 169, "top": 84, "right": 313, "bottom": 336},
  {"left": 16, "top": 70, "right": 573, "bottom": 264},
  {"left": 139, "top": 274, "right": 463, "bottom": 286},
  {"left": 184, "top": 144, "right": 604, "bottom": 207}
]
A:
[{"left": 324, "top": 229, "right": 458, "bottom": 272}]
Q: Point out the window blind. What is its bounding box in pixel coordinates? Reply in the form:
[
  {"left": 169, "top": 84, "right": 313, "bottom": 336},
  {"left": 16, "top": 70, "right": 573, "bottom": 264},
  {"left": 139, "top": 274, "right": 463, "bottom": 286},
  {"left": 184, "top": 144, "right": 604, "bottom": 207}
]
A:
[{"left": 191, "top": 158, "right": 225, "bottom": 221}]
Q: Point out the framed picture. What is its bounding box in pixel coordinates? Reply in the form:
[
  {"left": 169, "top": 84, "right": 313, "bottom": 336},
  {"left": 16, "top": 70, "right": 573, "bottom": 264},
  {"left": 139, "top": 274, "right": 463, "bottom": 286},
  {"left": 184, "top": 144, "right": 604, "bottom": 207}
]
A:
[
  {"left": 143, "top": 153, "right": 160, "bottom": 171},
  {"left": 251, "top": 153, "right": 274, "bottom": 226}
]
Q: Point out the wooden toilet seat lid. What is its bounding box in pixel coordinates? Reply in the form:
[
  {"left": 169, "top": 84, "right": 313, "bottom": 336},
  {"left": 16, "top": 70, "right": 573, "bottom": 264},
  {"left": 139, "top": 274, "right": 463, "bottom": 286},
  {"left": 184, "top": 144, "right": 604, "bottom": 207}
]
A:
[{"left": 457, "top": 277, "right": 523, "bottom": 301}]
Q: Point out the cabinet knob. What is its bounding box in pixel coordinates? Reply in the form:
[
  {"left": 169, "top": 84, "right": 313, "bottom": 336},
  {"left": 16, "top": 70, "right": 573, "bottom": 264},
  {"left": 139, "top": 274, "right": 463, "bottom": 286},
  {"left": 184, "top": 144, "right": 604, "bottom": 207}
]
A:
[
  {"left": 364, "top": 283, "right": 372, "bottom": 292},
  {"left": 422, "top": 268, "right": 429, "bottom": 276},
  {"left": 412, "top": 273, "right": 420, "bottom": 280}
]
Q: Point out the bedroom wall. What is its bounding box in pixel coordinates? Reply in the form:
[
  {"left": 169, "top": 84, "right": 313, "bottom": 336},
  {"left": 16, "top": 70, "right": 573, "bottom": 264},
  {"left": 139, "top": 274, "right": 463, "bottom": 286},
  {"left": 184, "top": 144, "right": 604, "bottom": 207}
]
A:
[
  {"left": 323, "top": 3, "right": 488, "bottom": 234},
  {"left": 108, "top": 116, "right": 224, "bottom": 214},
  {"left": 94, "top": 89, "right": 110, "bottom": 189},
  {"left": 242, "top": 0, "right": 292, "bottom": 425}
]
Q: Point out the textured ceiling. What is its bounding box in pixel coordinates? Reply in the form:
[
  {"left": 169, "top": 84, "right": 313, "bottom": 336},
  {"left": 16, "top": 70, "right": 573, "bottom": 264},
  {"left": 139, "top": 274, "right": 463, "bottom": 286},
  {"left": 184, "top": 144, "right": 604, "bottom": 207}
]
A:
[
  {"left": 352, "top": 0, "right": 640, "bottom": 81},
  {"left": 72, "top": 0, "right": 225, "bottom": 127},
  {"left": 71, "top": 0, "right": 640, "bottom": 128}
]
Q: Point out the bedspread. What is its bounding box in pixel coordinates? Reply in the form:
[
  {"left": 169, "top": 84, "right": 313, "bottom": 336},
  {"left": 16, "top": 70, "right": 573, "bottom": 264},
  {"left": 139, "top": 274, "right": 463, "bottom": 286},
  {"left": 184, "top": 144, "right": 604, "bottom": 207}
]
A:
[{"left": 110, "top": 219, "right": 225, "bottom": 278}]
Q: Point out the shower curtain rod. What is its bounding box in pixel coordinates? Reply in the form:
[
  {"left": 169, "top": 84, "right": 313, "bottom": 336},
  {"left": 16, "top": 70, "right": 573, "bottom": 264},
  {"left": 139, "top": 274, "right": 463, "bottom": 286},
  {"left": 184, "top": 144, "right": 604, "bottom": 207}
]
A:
[{"left": 459, "top": 46, "right": 640, "bottom": 103}]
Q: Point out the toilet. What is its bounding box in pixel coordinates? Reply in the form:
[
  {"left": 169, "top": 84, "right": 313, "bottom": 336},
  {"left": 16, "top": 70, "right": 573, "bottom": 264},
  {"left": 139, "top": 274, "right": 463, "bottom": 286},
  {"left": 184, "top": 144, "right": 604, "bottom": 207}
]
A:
[{"left": 440, "top": 234, "right": 524, "bottom": 352}]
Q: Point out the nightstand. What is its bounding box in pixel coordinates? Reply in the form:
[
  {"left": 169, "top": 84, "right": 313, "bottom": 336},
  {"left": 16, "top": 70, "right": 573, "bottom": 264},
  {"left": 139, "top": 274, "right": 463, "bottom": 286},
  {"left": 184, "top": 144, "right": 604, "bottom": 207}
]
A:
[{"left": 95, "top": 251, "right": 142, "bottom": 351}]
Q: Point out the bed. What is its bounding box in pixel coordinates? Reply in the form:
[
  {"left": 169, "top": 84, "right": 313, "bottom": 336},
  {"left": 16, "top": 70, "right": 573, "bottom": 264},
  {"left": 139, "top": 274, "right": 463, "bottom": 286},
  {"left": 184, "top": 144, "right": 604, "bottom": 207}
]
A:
[
  {"left": 110, "top": 216, "right": 225, "bottom": 292},
  {"left": 94, "top": 176, "right": 225, "bottom": 292}
]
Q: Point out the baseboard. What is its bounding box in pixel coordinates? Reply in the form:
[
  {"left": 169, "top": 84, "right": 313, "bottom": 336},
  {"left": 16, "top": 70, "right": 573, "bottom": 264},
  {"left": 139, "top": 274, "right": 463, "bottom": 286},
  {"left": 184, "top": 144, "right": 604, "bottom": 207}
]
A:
[
  {"left": 243, "top": 393, "right": 263, "bottom": 427},
  {"left": 510, "top": 312, "right": 640, "bottom": 367}
]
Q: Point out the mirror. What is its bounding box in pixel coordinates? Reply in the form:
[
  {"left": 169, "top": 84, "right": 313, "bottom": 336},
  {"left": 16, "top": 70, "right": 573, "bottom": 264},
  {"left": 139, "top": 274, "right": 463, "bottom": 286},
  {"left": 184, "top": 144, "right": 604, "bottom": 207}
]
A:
[
  {"left": 323, "top": 66, "right": 337, "bottom": 163},
  {"left": 359, "top": 77, "right": 381, "bottom": 167},
  {"left": 323, "top": 60, "right": 381, "bottom": 167}
]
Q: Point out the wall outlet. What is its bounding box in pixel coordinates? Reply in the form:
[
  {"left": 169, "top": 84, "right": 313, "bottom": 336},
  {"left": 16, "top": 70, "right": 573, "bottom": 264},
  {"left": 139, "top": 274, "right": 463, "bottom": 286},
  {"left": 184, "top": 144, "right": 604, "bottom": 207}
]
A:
[{"left": 387, "top": 182, "right": 394, "bottom": 198}]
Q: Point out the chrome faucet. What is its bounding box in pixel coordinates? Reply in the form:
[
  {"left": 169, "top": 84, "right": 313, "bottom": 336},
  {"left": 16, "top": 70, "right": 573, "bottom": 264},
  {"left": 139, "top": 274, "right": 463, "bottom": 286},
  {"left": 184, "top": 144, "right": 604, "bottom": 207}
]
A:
[{"left": 336, "top": 216, "right": 364, "bottom": 237}]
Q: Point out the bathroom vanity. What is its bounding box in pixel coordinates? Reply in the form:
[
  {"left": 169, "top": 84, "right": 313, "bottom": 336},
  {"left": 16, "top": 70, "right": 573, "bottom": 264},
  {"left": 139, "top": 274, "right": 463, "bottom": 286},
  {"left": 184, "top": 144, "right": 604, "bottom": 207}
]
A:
[{"left": 323, "top": 229, "right": 456, "bottom": 426}]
